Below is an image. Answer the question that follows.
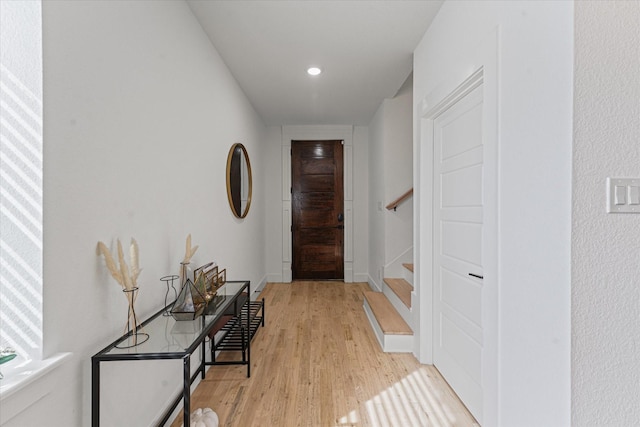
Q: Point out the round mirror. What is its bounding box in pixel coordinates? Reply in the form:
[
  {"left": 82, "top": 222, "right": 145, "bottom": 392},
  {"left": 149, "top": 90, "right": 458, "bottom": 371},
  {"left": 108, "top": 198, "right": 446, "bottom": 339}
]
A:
[{"left": 226, "top": 143, "right": 252, "bottom": 218}]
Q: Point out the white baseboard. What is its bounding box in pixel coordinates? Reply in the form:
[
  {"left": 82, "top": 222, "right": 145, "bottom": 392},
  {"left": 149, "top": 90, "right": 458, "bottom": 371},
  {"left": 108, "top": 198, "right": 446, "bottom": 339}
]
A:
[
  {"left": 367, "top": 275, "right": 382, "bottom": 292},
  {"left": 353, "top": 273, "right": 369, "bottom": 283}
]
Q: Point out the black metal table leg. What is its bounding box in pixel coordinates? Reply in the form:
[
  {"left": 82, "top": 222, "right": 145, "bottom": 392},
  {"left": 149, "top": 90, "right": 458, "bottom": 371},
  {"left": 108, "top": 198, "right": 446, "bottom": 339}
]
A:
[
  {"left": 246, "top": 297, "right": 251, "bottom": 378},
  {"left": 247, "top": 282, "right": 251, "bottom": 378},
  {"left": 91, "top": 357, "right": 100, "bottom": 427},
  {"left": 201, "top": 323, "right": 206, "bottom": 379},
  {"left": 183, "top": 355, "right": 190, "bottom": 427}
]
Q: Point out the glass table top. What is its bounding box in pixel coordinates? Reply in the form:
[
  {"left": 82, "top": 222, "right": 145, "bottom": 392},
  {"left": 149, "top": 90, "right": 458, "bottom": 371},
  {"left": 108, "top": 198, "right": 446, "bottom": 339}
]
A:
[{"left": 95, "top": 281, "right": 249, "bottom": 358}]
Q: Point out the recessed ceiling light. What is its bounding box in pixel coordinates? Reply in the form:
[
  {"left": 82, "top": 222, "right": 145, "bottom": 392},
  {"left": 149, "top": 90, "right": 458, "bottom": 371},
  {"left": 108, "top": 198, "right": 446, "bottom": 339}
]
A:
[{"left": 307, "top": 67, "right": 322, "bottom": 76}]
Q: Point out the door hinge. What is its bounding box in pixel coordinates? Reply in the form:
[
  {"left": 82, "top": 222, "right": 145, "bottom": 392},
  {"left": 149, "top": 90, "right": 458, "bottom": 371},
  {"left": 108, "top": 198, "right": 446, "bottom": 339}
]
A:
[{"left": 290, "top": 187, "right": 292, "bottom": 194}]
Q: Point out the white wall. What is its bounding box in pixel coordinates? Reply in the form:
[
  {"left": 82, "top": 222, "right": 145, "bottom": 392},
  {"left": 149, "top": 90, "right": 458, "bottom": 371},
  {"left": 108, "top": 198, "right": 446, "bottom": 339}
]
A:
[
  {"left": 264, "top": 125, "right": 284, "bottom": 281},
  {"left": 352, "top": 126, "right": 370, "bottom": 281},
  {"left": 368, "top": 105, "right": 385, "bottom": 289},
  {"left": 382, "top": 76, "right": 413, "bottom": 276},
  {"left": 414, "top": 1, "right": 573, "bottom": 425},
  {"left": 367, "top": 76, "right": 413, "bottom": 287},
  {"left": 10, "top": 1, "right": 268, "bottom": 426},
  {"left": 573, "top": 1, "right": 640, "bottom": 425}
]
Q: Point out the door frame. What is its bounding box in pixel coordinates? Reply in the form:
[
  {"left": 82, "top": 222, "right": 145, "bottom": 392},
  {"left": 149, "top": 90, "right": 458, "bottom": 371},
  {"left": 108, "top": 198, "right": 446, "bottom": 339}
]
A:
[
  {"left": 415, "top": 30, "right": 499, "bottom": 425},
  {"left": 280, "top": 126, "right": 354, "bottom": 282}
]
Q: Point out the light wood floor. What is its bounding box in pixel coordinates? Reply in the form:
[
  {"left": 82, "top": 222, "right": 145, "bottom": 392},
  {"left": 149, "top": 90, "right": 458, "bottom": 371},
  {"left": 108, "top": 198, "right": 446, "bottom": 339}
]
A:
[{"left": 171, "top": 281, "right": 478, "bottom": 427}]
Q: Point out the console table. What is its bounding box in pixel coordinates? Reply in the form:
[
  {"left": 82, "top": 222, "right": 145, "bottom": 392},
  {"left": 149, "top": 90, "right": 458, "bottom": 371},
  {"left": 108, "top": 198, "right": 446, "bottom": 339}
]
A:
[{"left": 91, "top": 280, "right": 263, "bottom": 427}]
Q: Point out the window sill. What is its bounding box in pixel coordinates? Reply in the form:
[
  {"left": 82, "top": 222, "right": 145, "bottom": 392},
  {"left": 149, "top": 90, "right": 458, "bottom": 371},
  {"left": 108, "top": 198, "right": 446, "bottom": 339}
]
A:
[{"left": 0, "top": 352, "right": 72, "bottom": 425}]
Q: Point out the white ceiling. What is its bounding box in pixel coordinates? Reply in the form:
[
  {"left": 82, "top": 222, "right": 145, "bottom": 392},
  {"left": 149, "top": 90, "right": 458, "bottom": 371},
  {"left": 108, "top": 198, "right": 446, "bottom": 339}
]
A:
[{"left": 187, "top": 0, "right": 443, "bottom": 126}]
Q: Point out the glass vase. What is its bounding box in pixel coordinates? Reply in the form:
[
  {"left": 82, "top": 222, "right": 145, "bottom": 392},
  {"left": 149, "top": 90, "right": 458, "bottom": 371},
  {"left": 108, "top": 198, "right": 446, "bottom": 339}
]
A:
[
  {"left": 116, "top": 287, "right": 149, "bottom": 349},
  {"left": 160, "top": 275, "right": 179, "bottom": 316},
  {"left": 179, "top": 262, "right": 192, "bottom": 290}
]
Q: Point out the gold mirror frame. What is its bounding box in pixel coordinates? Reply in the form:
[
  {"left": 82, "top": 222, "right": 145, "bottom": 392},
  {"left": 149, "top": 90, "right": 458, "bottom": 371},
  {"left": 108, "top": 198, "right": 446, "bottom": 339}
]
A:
[{"left": 226, "top": 143, "right": 252, "bottom": 218}]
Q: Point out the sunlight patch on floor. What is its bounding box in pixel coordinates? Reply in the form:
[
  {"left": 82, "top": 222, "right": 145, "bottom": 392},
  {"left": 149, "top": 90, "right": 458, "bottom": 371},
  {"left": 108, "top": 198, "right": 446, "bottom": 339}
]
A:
[
  {"left": 337, "top": 409, "right": 359, "bottom": 426},
  {"left": 338, "top": 366, "right": 463, "bottom": 427}
]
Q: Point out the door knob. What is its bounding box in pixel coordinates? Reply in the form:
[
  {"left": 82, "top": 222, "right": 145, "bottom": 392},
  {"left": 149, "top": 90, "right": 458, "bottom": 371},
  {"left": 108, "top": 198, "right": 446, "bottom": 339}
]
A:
[{"left": 338, "top": 213, "right": 344, "bottom": 222}]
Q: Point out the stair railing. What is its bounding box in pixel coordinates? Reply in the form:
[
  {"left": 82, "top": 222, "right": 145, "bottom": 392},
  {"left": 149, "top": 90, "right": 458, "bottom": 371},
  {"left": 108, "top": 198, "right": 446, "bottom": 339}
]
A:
[{"left": 385, "top": 188, "right": 413, "bottom": 211}]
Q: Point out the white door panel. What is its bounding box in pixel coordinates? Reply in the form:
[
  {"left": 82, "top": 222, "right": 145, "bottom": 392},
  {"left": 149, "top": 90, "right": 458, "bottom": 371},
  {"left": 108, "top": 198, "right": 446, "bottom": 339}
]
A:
[
  {"left": 441, "top": 145, "right": 483, "bottom": 171},
  {"left": 441, "top": 221, "right": 482, "bottom": 266},
  {"left": 441, "top": 296, "right": 482, "bottom": 343},
  {"left": 440, "top": 268, "right": 482, "bottom": 327},
  {"left": 441, "top": 315, "right": 482, "bottom": 382},
  {"left": 439, "top": 206, "right": 482, "bottom": 223},
  {"left": 441, "top": 164, "right": 483, "bottom": 207},
  {"left": 440, "top": 103, "right": 483, "bottom": 160},
  {"left": 434, "top": 84, "right": 484, "bottom": 422}
]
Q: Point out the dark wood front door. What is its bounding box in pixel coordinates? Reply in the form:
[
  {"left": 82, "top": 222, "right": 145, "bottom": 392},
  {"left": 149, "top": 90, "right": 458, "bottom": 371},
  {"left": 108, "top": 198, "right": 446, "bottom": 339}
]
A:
[{"left": 292, "top": 140, "right": 344, "bottom": 280}]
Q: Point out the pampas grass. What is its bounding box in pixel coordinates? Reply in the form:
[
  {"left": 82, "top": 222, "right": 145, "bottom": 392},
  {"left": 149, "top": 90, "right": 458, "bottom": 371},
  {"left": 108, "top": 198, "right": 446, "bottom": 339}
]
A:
[
  {"left": 98, "top": 238, "right": 140, "bottom": 290},
  {"left": 97, "top": 241, "right": 123, "bottom": 287},
  {"left": 179, "top": 234, "right": 199, "bottom": 287},
  {"left": 183, "top": 234, "right": 198, "bottom": 264},
  {"left": 98, "top": 238, "right": 143, "bottom": 338},
  {"left": 130, "top": 238, "right": 141, "bottom": 285}
]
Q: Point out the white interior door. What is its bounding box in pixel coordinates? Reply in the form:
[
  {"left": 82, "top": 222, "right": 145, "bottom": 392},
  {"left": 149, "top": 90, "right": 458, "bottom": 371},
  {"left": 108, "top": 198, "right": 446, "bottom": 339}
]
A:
[{"left": 433, "top": 84, "right": 484, "bottom": 423}]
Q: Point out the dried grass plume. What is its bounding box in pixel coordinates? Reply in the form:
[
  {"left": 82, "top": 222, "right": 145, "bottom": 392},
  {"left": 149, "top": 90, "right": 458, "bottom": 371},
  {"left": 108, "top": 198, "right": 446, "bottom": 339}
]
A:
[
  {"left": 97, "top": 238, "right": 141, "bottom": 290},
  {"left": 182, "top": 234, "right": 199, "bottom": 264}
]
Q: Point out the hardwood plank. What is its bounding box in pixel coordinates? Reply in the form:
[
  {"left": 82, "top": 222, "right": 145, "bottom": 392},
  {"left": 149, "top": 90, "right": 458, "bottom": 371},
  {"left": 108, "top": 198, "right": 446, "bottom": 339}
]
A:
[
  {"left": 402, "top": 263, "right": 414, "bottom": 272},
  {"left": 383, "top": 278, "right": 413, "bottom": 309},
  {"left": 364, "top": 291, "right": 413, "bottom": 335},
  {"left": 170, "top": 282, "right": 478, "bottom": 427}
]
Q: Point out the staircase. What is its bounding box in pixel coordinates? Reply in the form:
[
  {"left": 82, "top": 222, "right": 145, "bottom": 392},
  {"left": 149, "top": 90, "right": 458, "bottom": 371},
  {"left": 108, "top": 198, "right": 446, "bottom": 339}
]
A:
[{"left": 364, "top": 263, "right": 414, "bottom": 353}]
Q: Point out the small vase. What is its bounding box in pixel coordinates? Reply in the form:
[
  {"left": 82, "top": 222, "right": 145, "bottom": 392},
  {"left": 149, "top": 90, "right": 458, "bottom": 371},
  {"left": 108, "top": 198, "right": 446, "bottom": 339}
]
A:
[
  {"left": 116, "top": 287, "right": 149, "bottom": 349},
  {"left": 179, "top": 262, "right": 192, "bottom": 290},
  {"left": 160, "top": 275, "right": 179, "bottom": 316}
]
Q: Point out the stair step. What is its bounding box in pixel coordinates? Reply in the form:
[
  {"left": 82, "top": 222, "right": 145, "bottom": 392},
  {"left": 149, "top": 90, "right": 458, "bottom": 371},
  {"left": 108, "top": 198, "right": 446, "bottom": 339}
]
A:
[
  {"left": 402, "top": 263, "right": 414, "bottom": 272},
  {"left": 383, "top": 278, "right": 412, "bottom": 309},
  {"left": 363, "top": 291, "right": 412, "bottom": 335}
]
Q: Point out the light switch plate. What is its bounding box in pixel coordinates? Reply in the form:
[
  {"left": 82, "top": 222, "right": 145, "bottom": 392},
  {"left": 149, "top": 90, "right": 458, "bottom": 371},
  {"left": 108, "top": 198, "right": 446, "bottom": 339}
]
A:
[{"left": 607, "top": 177, "right": 640, "bottom": 213}]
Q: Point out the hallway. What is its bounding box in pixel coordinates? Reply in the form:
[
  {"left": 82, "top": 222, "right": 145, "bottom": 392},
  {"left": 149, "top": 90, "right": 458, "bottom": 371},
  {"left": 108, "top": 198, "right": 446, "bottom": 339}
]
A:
[{"left": 172, "top": 282, "right": 478, "bottom": 427}]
